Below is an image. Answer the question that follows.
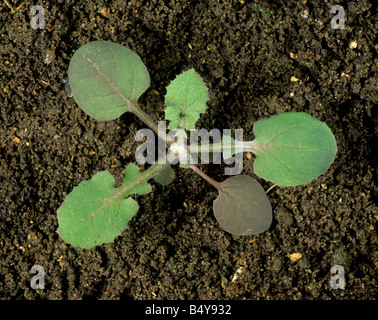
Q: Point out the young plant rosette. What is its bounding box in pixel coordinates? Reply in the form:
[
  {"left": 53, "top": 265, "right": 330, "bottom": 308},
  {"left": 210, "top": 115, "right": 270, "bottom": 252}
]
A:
[{"left": 58, "top": 41, "right": 337, "bottom": 249}]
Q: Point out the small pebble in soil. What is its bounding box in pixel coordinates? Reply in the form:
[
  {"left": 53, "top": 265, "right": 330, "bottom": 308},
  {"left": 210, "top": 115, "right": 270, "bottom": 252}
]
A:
[
  {"left": 44, "top": 49, "right": 55, "bottom": 64},
  {"left": 63, "top": 78, "right": 73, "bottom": 97},
  {"left": 301, "top": 9, "right": 309, "bottom": 19},
  {"left": 349, "top": 41, "right": 358, "bottom": 49},
  {"left": 288, "top": 252, "right": 302, "bottom": 261}
]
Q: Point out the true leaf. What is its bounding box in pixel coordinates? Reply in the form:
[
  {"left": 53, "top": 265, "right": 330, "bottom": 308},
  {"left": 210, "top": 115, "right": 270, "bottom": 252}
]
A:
[
  {"left": 68, "top": 40, "right": 150, "bottom": 121},
  {"left": 164, "top": 69, "right": 208, "bottom": 130},
  {"left": 213, "top": 175, "right": 272, "bottom": 236},
  {"left": 250, "top": 112, "right": 337, "bottom": 187},
  {"left": 57, "top": 163, "right": 157, "bottom": 249}
]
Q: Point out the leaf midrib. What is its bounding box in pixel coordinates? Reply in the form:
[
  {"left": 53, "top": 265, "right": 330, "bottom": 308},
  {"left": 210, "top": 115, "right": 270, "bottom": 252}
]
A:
[{"left": 83, "top": 57, "right": 137, "bottom": 114}]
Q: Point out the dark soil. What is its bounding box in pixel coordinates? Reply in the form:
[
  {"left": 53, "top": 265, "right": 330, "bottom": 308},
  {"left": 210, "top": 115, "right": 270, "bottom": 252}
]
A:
[{"left": 0, "top": 0, "right": 377, "bottom": 300}]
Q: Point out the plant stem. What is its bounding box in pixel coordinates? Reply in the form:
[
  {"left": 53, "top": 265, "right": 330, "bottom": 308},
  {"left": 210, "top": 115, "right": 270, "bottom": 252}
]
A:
[
  {"left": 127, "top": 101, "right": 171, "bottom": 145},
  {"left": 188, "top": 142, "right": 222, "bottom": 154},
  {"left": 131, "top": 102, "right": 159, "bottom": 135},
  {"left": 135, "top": 162, "right": 167, "bottom": 185},
  {"left": 189, "top": 164, "right": 222, "bottom": 191},
  {"left": 123, "top": 162, "right": 167, "bottom": 195},
  {"left": 188, "top": 140, "right": 256, "bottom": 156}
]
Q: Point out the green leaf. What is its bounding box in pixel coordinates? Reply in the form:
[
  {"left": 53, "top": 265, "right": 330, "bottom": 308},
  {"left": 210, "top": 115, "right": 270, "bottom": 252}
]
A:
[
  {"left": 68, "top": 40, "right": 150, "bottom": 121},
  {"left": 250, "top": 112, "right": 337, "bottom": 187},
  {"left": 164, "top": 69, "right": 208, "bottom": 130},
  {"left": 57, "top": 163, "right": 156, "bottom": 249},
  {"left": 213, "top": 175, "right": 272, "bottom": 236},
  {"left": 153, "top": 164, "right": 175, "bottom": 186}
]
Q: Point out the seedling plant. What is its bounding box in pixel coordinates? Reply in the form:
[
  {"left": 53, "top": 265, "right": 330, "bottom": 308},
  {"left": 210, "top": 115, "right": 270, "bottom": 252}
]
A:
[{"left": 58, "top": 41, "right": 337, "bottom": 249}]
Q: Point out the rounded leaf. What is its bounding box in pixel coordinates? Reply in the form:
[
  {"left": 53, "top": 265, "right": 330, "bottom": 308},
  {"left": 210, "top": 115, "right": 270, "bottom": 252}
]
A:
[
  {"left": 252, "top": 112, "right": 337, "bottom": 187},
  {"left": 68, "top": 40, "right": 150, "bottom": 120},
  {"left": 213, "top": 175, "right": 272, "bottom": 236},
  {"left": 153, "top": 164, "right": 175, "bottom": 186}
]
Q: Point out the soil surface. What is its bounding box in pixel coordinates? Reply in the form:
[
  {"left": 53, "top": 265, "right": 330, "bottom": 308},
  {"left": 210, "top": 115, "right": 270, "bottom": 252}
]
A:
[{"left": 0, "top": 0, "right": 377, "bottom": 299}]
